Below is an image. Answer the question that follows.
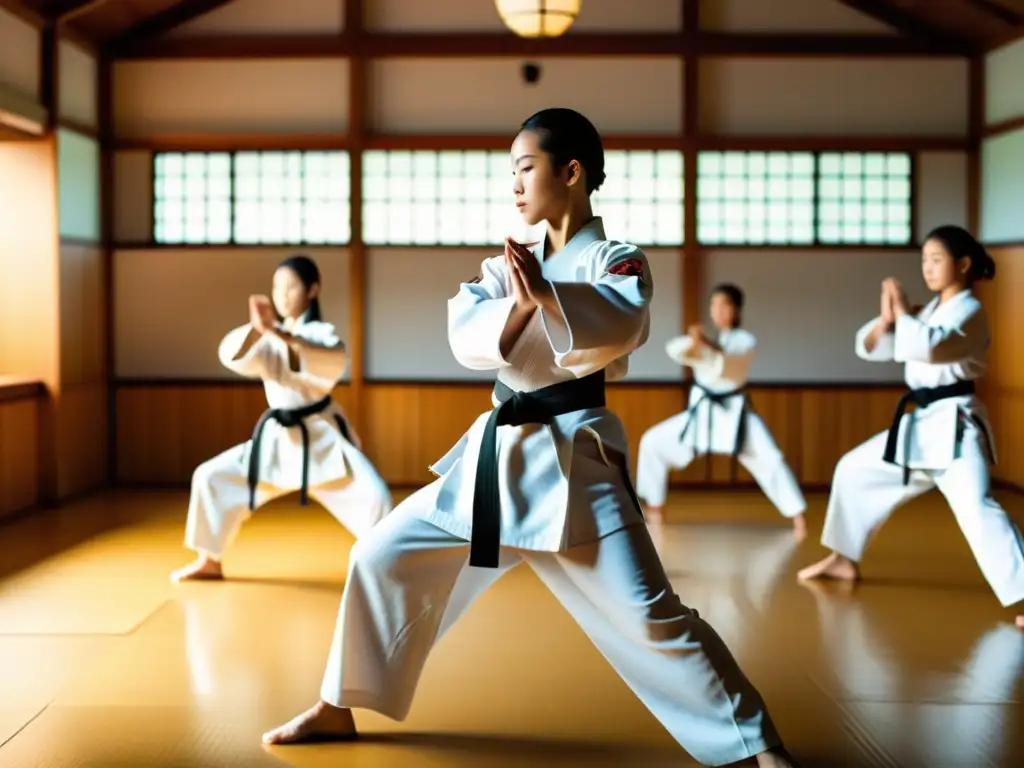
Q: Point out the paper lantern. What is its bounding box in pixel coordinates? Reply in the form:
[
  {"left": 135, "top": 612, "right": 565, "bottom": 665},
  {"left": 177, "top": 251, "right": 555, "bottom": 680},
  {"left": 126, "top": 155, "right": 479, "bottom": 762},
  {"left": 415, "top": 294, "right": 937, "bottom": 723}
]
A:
[{"left": 495, "top": 0, "right": 582, "bottom": 39}]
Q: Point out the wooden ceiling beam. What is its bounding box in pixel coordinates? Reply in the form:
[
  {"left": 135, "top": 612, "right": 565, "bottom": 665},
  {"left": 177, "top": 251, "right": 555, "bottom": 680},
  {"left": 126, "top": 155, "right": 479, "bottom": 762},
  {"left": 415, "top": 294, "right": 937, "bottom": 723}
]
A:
[
  {"left": 109, "top": 30, "right": 969, "bottom": 60},
  {"left": 50, "top": 0, "right": 115, "bottom": 24},
  {"left": 0, "top": 0, "right": 45, "bottom": 26},
  {"left": 107, "top": 0, "right": 237, "bottom": 46},
  {"left": 965, "top": 0, "right": 1024, "bottom": 26},
  {"left": 836, "top": 0, "right": 976, "bottom": 55}
]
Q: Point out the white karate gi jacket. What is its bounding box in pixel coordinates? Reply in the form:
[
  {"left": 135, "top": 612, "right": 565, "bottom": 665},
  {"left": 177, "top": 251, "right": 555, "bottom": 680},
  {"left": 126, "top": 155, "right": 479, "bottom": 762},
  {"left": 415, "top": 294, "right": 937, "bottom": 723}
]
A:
[
  {"left": 421, "top": 218, "right": 652, "bottom": 552},
  {"left": 855, "top": 288, "right": 997, "bottom": 470}
]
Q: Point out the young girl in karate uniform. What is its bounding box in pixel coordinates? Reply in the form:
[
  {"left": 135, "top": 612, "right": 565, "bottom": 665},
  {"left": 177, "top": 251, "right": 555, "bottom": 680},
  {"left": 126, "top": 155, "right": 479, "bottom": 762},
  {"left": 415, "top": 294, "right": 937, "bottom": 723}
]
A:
[
  {"left": 798, "top": 226, "right": 1024, "bottom": 630},
  {"left": 636, "top": 285, "right": 807, "bottom": 537},
  {"left": 261, "top": 109, "right": 799, "bottom": 768},
  {"left": 170, "top": 255, "right": 392, "bottom": 582}
]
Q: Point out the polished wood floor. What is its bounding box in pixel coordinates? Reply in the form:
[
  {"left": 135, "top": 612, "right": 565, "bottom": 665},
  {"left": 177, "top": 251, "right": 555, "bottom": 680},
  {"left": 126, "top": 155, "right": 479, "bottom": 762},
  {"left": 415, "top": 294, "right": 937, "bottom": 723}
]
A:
[{"left": 0, "top": 488, "right": 1021, "bottom": 767}]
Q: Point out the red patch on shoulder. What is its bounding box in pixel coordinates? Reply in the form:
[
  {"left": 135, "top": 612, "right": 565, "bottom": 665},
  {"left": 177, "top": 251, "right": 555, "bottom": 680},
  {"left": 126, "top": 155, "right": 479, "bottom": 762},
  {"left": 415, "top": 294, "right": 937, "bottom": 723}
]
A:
[{"left": 606, "top": 258, "right": 645, "bottom": 282}]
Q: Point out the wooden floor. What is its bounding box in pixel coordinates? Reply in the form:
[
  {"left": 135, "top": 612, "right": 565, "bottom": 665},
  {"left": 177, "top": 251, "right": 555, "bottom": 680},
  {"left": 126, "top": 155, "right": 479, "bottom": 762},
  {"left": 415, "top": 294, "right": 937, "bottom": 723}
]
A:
[{"left": 0, "top": 488, "right": 1022, "bottom": 767}]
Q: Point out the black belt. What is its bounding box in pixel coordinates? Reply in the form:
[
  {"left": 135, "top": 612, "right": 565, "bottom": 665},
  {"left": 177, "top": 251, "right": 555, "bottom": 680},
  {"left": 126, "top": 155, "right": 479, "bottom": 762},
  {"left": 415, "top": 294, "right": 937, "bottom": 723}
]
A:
[
  {"left": 882, "top": 380, "right": 975, "bottom": 485},
  {"left": 469, "top": 369, "right": 642, "bottom": 569},
  {"left": 678, "top": 383, "right": 751, "bottom": 482},
  {"left": 247, "top": 394, "right": 352, "bottom": 510}
]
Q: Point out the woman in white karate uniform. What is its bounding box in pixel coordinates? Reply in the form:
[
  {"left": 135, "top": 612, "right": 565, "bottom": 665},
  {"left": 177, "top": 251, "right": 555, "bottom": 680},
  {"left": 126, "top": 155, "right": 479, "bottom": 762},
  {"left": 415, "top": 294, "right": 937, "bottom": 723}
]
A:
[
  {"left": 170, "top": 255, "right": 392, "bottom": 582},
  {"left": 798, "top": 226, "right": 1024, "bottom": 630},
  {"left": 636, "top": 284, "right": 807, "bottom": 537},
  {"left": 262, "top": 109, "right": 798, "bottom": 768}
]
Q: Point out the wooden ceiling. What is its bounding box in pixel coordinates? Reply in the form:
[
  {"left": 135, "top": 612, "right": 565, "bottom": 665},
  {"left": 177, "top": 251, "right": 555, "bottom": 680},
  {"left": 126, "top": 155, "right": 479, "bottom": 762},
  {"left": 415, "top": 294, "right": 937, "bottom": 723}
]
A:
[{"left": 6, "top": 0, "right": 1024, "bottom": 54}]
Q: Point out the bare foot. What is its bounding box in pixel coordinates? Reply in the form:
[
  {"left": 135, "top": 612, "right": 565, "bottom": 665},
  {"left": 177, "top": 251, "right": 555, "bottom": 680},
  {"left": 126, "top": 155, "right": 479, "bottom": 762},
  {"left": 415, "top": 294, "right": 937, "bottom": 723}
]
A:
[
  {"left": 791, "top": 514, "right": 807, "bottom": 542},
  {"left": 726, "top": 745, "right": 800, "bottom": 767},
  {"left": 1016, "top": 615, "right": 1024, "bottom": 630},
  {"left": 262, "top": 701, "right": 357, "bottom": 745},
  {"left": 646, "top": 506, "right": 664, "bottom": 525},
  {"left": 755, "top": 745, "right": 800, "bottom": 767},
  {"left": 170, "top": 556, "right": 223, "bottom": 583},
  {"left": 796, "top": 552, "right": 860, "bottom": 582}
]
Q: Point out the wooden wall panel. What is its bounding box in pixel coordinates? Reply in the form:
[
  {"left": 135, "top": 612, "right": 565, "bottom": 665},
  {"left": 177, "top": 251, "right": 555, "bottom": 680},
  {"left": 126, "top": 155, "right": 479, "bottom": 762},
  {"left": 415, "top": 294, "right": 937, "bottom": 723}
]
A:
[
  {"left": 115, "top": 384, "right": 355, "bottom": 485},
  {"left": 56, "top": 382, "right": 107, "bottom": 499},
  {"left": 976, "top": 245, "right": 1024, "bottom": 489},
  {"left": 0, "top": 6, "right": 41, "bottom": 104},
  {"left": 114, "top": 382, "right": 906, "bottom": 489},
  {"left": 985, "top": 38, "right": 1024, "bottom": 126},
  {"left": 0, "top": 392, "right": 40, "bottom": 520}
]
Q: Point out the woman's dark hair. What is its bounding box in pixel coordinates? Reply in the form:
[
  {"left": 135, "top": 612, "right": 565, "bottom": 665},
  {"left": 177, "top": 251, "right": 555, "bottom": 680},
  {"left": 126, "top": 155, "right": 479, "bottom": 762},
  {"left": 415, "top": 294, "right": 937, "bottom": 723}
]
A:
[
  {"left": 711, "top": 282, "right": 744, "bottom": 327},
  {"left": 278, "top": 254, "right": 322, "bottom": 321},
  {"left": 519, "top": 108, "right": 606, "bottom": 194},
  {"left": 925, "top": 225, "right": 996, "bottom": 286}
]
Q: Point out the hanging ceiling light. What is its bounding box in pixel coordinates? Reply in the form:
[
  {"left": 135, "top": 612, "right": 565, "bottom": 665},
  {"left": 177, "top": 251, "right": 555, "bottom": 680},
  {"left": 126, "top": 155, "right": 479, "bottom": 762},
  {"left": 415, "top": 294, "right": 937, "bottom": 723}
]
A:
[{"left": 494, "top": 0, "right": 582, "bottom": 39}]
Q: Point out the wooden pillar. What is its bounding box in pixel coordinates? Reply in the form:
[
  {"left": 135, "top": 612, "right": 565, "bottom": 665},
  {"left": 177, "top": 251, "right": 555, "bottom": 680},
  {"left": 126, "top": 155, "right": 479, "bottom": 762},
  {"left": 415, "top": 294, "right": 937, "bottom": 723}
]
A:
[
  {"left": 345, "top": 0, "right": 367, "bottom": 438},
  {"left": 682, "top": 0, "right": 701, "bottom": 340},
  {"left": 99, "top": 53, "right": 115, "bottom": 483}
]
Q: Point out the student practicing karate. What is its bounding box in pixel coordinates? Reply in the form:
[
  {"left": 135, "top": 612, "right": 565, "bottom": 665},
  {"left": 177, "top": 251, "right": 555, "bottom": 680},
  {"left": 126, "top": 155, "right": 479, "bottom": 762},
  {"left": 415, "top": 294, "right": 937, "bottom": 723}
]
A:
[
  {"left": 635, "top": 284, "right": 807, "bottom": 537},
  {"left": 261, "top": 109, "right": 799, "bottom": 768},
  {"left": 798, "top": 226, "right": 1024, "bottom": 631},
  {"left": 170, "top": 255, "right": 392, "bottom": 582}
]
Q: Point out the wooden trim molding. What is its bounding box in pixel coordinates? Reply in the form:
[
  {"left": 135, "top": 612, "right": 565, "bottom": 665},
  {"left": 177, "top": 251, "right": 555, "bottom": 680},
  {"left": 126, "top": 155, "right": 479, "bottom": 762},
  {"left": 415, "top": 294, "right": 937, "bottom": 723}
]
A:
[
  {"left": 56, "top": 118, "right": 99, "bottom": 139},
  {"left": 111, "top": 377, "right": 907, "bottom": 390},
  {"left": 112, "top": 133, "right": 972, "bottom": 153},
  {"left": 110, "top": 241, "right": 925, "bottom": 252},
  {"left": 113, "top": 134, "right": 350, "bottom": 152},
  {"left": 0, "top": 377, "right": 46, "bottom": 403},
  {"left": 0, "top": 0, "right": 44, "bottom": 26},
  {"left": 109, "top": 31, "right": 971, "bottom": 61},
  {"left": 60, "top": 235, "right": 102, "bottom": 247},
  {"left": 983, "top": 115, "right": 1024, "bottom": 139}
]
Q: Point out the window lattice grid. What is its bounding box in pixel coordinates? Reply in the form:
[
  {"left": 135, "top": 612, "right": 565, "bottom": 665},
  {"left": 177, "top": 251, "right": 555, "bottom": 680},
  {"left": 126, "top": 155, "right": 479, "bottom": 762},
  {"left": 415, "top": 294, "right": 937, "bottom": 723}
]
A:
[
  {"left": 233, "top": 151, "right": 351, "bottom": 245},
  {"left": 361, "top": 149, "right": 686, "bottom": 247},
  {"left": 594, "top": 150, "right": 684, "bottom": 246},
  {"left": 362, "top": 150, "right": 517, "bottom": 246},
  {"left": 153, "top": 152, "right": 233, "bottom": 245},
  {"left": 696, "top": 151, "right": 816, "bottom": 246},
  {"left": 816, "top": 152, "right": 912, "bottom": 246}
]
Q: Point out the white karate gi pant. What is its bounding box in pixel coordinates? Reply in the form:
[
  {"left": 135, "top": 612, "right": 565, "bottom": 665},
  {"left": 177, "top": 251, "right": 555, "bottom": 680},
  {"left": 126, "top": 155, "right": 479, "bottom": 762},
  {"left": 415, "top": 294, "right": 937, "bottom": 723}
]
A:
[
  {"left": 821, "top": 427, "right": 1024, "bottom": 609},
  {"left": 184, "top": 442, "right": 392, "bottom": 559},
  {"left": 317, "top": 484, "right": 781, "bottom": 767},
  {"left": 636, "top": 412, "right": 806, "bottom": 517}
]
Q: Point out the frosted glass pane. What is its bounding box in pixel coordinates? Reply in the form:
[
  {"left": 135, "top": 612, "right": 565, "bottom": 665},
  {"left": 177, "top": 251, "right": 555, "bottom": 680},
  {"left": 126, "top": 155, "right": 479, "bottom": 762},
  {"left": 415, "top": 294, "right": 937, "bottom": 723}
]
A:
[
  {"left": 864, "top": 154, "right": 886, "bottom": 175},
  {"left": 792, "top": 225, "right": 814, "bottom": 243},
  {"left": 887, "top": 224, "right": 911, "bottom": 243},
  {"left": 162, "top": 220, "right": 183, "bottom": 242},
  {"left": 162, "top": 175, "right": 184, "bottom": 199},
  {"left": 887, "top": 154, "right": 911, "bottom": 176},
  {"left": 724, "top": 179, "right": 745, "bottom": 200},
  {"left": 363, "top": 203, "right": 388, "bottom": 244},
  {"left": 767, "top": 178, "right": 790, "bottom": 198},
  {"left": 654, "top": 203, "right": 683, "bottom": 245},
  {"left": 723, "top": 222, "right": 746, "bottom": 243},
  {"left": 865, "top": 224, "right": 886, "bottom": 243},
  {"left": 819, "top": 224, "right": 841, "bottom": 243},
  {"left": 818, "top": 154, "right": 841, "bottom": 175},
  {"left": 887, "top": 202, "right": 911, "bottom": 222}
]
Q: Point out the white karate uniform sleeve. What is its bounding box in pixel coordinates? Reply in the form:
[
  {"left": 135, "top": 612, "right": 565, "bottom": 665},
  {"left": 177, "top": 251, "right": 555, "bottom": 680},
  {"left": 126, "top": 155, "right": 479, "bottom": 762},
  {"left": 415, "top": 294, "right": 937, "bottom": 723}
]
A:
[
  {"left": 218, "top": 324, "right": 280, "bottom": 379},
  {"left": 893, "top": 304, "right": 989, "bottom": 365},
  {"left": 665, "top": 331, "right": 755, "bottom": 383},
  {"left": 704, "top": 331, "right": 756, "bottom": 383},
  {"left": 665, "top": 335, "right": 693, "bottom": 366},
  {"left": 539, "top": 245, "right": 653, "bottom": 377},
  {"left": 854, "top": 316, "right": 896, "bottom": 362},
  {"left": 294, "top": 321, "right": 348, "bottom": 382},
  {"left": 448, "top": 256, "right": 516, "bottom": 371}
]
